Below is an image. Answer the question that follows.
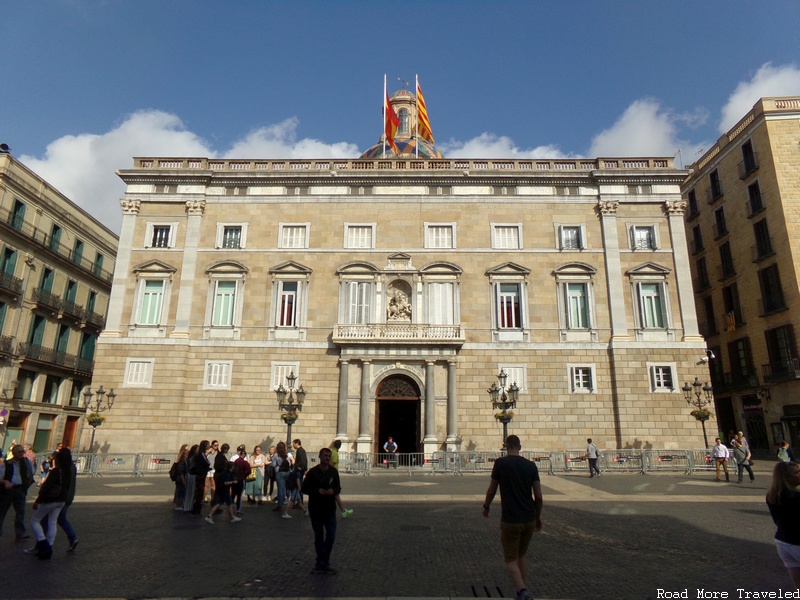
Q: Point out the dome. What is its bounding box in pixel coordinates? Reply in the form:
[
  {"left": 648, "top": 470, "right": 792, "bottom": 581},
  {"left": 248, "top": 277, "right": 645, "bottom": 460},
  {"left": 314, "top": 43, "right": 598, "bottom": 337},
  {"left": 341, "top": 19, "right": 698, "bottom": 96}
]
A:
[{"left": 359, "top": 137, "right": 444, "bottom": 160}]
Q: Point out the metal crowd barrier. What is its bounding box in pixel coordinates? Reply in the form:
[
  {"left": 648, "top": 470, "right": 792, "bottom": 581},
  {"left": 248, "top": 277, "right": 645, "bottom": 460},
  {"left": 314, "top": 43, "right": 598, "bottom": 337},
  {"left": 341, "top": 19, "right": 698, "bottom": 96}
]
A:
[{"left": 53, "top": 449, "right": 743, "bottom": 478}]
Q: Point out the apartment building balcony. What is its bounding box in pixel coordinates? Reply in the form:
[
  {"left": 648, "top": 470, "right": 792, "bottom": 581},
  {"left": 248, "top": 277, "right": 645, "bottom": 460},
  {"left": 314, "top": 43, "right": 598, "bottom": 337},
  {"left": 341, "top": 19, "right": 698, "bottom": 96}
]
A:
[
  {"left": 763, "top": 358, "right": 800, "bottom": 383},
  {"left": 332, "top": 323, "right": 465, "bottom": 347},
  {"left": 706, "top": 185, "right": 724, "bottom": 204},
  {"left": 17, "top": 342, "right": 94, "bottom": 375},
  {"left": 738, "top": 154, "right": 759, "bottom": 179},
  {"left": 83, "top": 309, "right": 106, "bottom": 330},
  {"left": 0, "top": 335, "right": 15, "bottom": 358},
  {"left": 60, "top": 300, "right": 85, "bottom": 323},
  {"left": 757, "top": 296, "right": 788, "bottom": 316},
  {"left": 31, "top": 288, "right": 62, "bottom": 314},
  {"left": 0, "top": 271, "right": 23, "bottom": 300},
  {"left": 0, "top": 205, "right": 113, "bottom": 285},
  {"left": 717, "top": 370, "right": 758, "bottom": 393},
  {"left": 751, "top": 240, "right": 775, "bottom": 262}
]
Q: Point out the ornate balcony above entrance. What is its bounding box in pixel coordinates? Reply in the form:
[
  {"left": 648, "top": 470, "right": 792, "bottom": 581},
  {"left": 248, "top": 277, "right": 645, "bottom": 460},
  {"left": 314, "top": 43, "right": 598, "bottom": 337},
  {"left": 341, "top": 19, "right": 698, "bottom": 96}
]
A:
[{"left": 332, "top": 323, "right": 465, "bottom": 347}]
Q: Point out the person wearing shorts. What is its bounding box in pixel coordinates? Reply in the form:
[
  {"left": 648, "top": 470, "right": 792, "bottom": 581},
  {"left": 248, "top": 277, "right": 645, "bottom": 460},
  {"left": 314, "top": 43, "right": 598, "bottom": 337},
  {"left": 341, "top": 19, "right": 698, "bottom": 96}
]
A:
[{"left": 482, "top": 435, "right": 543, "bottom": 600}]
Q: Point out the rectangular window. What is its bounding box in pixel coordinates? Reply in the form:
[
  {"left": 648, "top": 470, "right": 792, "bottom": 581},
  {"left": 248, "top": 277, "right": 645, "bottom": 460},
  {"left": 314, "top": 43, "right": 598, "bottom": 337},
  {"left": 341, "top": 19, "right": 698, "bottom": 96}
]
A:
[
  {"left": 631, "top": 225, "right": 656, "bottom": 250},
  {"left": 425, "top": 224, "right": 455, "bottom": 249},
  {"left": 28, "top": 314, "right": 46, "bottom": 345},
  {"left": 687, "top": 189, "right": 699, "bottom": 216},
  {"left": 565, "top": 283, "right": 589, "bottom": 329},
  {"left": 719, "top": 242, "right": 735, "bottom": 279},
  {"left": 759, "top": 264, "right": 786, "bottom": 313},
  {"left": 33, "top": 415, "right": 54, "bottom": 453},
  {"left": 427, "top": 282, "right": 455, "bottom": 325},
  {"left": 40, "top": 268, "right": 54, "bottom": 292},
  {"left": 722, "top": 283, "right": 743, "bottom": 329},
  {"left": 500, "top": 365, "right": 526, "bottom": 393},
  {"left": 42, "top": 375, "right": 62, "bottom": 404},
  {"left": 696, "top": 257, "right": 710, "bottom": 290},
  {"left": 139, "top": 280, "right": 164, "bottom": 325},
  {"left": 93, "top": 253, "right": 104, "bottom": 277},
  {"left": 496, "top": 283, "right": 521, "bottom": 329},
  {"left": 346, "top": 281, "right": 371, "bottom": 324},
  {"left": 741, "top": 140, "right": 758, "bottom": 176},
  {"left": 125, "top": 359, "right": 154, "bottom": 387},
  {"left": 9, "top": 199, "right": 26, "bottom": 230},
  {"left": 492, "top": 225, "right": 521, "bottom": 249},
  {"left": 79, "top": 332, "right": 96, "bottom": 361},
  {"left": 211, "top": 281, "right": 236, "bottom": 326},
  {"left": 728, "top": 338, "right": 753, "bottom": 382},
  {"left": 748, "top": 182, "right": 764, "bottom": 215},
  {"left": 204, "top": 361, "right": 232, "bottom": 389},
  {"left": 638, "top": 282, "right": 666, "bottom": 329},
  {"left": 151, "top": 226, "right": 171, "bottom": 248},
  {"left": 56, "top": 324, "right": 70, "bottom": 354},
  {"left": 65, "top": 280, "right": 78, "bottom": 303},
  {"left": 559, "top": 225, "right": 583, "bottom": 250},
  {"left": 49, "top": 224, "right": 62, "bottom": 252},
  {"left": 278, "top": 282, "right": 298, "bottom": 327},
  {"left": 702, "top": 295, "right": 718, "bottom": 336},
  {"left": 345, "top": 225, "right": 374, "bottom": 249},
  {"left": 709, "top": 169, "right": 723, "bottom": 200},
  {"left": 753, "top": 219, "right": 773, "bottom": 259},
  {"left": 692, "top": 225, "right": 704, "bottom": 254},
  {"left": 765, "top": 326, "right": 797, "bottom": 378},
  {"left": 714, "top": 207, "right": 727, "bottom": 238},
  {"left": 87, "top": 291, "right": 97, "bottom": 313},
  {"left": 222, "top": 226, "right": 242, "bottom": 249},
  {"left": 271, "top": 363, "right": 300, "bottom": 390},
  {"left": 72, "top": 239, "right": 84, "bottom": 265},
  {"left": 280, "top": 225, "right": 308, "bottom": 249},
  {"left": 570, "top": 366, "right": 594, "bottom": 392},
  {"left": 650, "top": 366, "right": 674, "bottom": 391},
  {"left": 0, "top": 248, "right": 16, "bottom": 276}
]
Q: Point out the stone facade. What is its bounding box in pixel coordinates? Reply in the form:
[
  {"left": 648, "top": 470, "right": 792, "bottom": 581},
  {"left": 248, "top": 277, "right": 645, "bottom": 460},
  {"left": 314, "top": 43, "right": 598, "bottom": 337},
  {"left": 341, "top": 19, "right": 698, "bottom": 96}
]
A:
[
  {"left": 0, "top": 151, "right": 118, "bottom": 453},
  {"left": 682, "top": 96, "right": 800, "bottom": 454},
  {"left": 90, "top": 143, "right": 711, "bottom": 454}
]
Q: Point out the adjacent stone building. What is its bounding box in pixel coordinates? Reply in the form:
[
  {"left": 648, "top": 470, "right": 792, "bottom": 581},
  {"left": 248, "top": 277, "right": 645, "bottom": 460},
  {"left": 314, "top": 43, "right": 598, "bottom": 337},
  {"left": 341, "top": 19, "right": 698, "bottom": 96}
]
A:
[
  {"left": 89, "top": 91, "right": 710, "bottom": 455},
  {"left": 682, "top": 97, "right": 800, "bottom": 454},
  {"left": 0, "top": 150, "right": 118, "bottom": 453}
]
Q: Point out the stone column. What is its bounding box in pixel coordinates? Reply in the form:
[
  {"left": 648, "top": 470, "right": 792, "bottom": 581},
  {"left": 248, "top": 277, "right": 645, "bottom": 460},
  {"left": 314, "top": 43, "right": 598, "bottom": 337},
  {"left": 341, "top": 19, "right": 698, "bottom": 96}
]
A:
[
  {"left": 356, "top": 360, "right": 372, "bottom": 454},
  {"left": 423, "top": 360, "right": 438, "bottom": 455},
  {"left": 336, "top": 360, "right": 349, "bottom": 439},
  {"left": 666, "top": 199, "right": 703, "bottom": 341},
  {"left": 172, "top": 200, "right": 205, "bottom": 338},
  {"left": 445, "top": 360, "right": 459, "bottom": 450},
  {"left": 102, "top": 200, "right": 140, "bottom": 336},
  {"left": 598, "top": 200, "right": 629, "bottom": 340}
]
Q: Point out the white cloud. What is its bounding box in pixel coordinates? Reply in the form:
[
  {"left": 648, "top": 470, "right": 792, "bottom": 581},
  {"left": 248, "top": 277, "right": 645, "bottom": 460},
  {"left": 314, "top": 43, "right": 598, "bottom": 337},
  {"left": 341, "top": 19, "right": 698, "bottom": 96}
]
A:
[
  {"left": 719, "top": 63, "right": 800, "bottom": 132},
  {"left": 589, "top": 99, "right": 685, "bottom": 158},
  {"left": 443, "top": 133, "right": 567, "bottom": 159},
  {"left": 19, "top": 111, "right": 360, "bottom": 234},
  {"left": 226, "top": 118, "right": 360, "bottom": 158}
]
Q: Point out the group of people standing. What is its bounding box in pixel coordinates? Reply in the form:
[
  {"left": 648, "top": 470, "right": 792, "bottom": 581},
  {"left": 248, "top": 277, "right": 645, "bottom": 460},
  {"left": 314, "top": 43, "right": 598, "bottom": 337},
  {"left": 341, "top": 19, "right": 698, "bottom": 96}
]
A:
[
  {"left": 170, "top": 438, "right": 350, "bottom": 574},
  {"left": 0, "top": 443, "right": 78, "bottom": 560}
]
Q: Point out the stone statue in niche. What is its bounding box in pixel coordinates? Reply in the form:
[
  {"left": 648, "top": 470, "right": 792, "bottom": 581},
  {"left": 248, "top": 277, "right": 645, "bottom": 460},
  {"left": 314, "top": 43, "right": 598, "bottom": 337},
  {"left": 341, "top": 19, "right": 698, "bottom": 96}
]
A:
[{"left": 387, "top": 289, "right": 412, "bottom": 321}]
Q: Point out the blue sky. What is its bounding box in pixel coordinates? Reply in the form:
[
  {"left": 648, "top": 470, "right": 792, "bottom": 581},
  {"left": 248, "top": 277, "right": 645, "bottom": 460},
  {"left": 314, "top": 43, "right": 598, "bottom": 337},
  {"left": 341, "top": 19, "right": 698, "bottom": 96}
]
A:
[{"left": 2, "top": 1, "right": 800, "bottom": 232}]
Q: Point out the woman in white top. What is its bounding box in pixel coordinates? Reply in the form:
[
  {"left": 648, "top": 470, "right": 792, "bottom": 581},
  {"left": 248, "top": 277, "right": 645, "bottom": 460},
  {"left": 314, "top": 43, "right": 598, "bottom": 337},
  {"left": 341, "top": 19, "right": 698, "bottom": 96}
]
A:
[{"left": 246, "top": 445, "right": 267, "bottom": 505}]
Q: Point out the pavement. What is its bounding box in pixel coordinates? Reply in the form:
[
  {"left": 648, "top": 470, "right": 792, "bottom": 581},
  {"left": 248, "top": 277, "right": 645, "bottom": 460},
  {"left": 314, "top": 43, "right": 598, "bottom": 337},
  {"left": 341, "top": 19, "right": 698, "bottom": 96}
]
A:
[{"left": 0, "top": 461, "right": 791, "bottom": 600}]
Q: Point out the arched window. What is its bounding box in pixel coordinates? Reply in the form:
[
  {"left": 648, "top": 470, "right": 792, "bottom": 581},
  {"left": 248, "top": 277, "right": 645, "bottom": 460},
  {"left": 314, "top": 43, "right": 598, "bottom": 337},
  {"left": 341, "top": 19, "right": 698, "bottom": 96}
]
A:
[{"left": 398, "top": 108, "right": 410, "bottom": 136}]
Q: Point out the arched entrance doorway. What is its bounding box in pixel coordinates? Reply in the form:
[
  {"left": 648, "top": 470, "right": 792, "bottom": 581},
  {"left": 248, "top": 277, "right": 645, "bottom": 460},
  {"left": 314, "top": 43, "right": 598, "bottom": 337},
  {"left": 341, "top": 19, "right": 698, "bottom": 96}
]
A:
[{"left": 375, "top": 375, "right": 421, "bottom": 454}]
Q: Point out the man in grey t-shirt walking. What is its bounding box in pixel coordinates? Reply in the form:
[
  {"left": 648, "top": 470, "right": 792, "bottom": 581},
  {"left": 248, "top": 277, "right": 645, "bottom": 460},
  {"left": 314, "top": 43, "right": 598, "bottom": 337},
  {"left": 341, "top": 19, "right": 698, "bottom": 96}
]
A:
[{"left": 482, "top": 435, "right": 543, "bottom": 600}]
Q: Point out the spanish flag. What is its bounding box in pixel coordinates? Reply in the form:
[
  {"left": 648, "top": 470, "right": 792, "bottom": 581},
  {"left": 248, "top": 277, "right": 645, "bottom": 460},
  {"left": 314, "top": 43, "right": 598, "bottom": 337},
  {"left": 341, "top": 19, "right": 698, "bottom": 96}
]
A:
[
  {"left": 385, "top": 89, "right": 399, "bottom": 152},
  {"left": 416, "top": 77, "right": 435, "bottom": 144}
]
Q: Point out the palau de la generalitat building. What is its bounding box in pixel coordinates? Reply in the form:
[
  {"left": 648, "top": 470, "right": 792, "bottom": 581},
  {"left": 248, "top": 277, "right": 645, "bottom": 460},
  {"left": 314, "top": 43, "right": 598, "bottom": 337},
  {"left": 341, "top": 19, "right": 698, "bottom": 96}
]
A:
[{"left": 87, "top": 88, "right": 713, "bottom": 455}]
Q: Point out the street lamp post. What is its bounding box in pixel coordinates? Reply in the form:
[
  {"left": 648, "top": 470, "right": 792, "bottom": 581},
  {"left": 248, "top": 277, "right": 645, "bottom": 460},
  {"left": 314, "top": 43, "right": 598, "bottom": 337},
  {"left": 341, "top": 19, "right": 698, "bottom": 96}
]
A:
[
  {"left": 682, "top": 376, "right": 714, "bottom": 449},
  {"left": 275, "top": 371, "right": 306, "bottom": 448},
  {"left": 83, "top": 385, "right": 116, "bottom": 452},
  {"left": 487, "top": 368, "right": 520, "bottom": 449}
]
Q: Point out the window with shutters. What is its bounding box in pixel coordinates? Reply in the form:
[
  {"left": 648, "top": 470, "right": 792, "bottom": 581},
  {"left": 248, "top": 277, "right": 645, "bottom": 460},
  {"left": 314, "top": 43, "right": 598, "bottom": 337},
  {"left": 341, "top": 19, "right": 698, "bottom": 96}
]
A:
[
  {"left": 649, "top": 364, "right": 676, "bottom": 392},
  {"left": 557, "top": 224, "right": 586, "bottom": 250},
  {"left": 425, "top": 223, "right": 455, "bottom": 249},
  {"left": 131, "top": 260, "right": 176, "bottom": 335},
  {"left": 271, "top": 363, "right": 300, "bottom": 390},
  {"left": 344, "top": 224, "right": 375, "bottom": 249},
  {"left": 124, "top": 358, "right": 154, "bottom": 388},
  {"left": 269, "top": 261, "right": 311, "bottom": 340},
  {"left": 204, "top": 361, "right": 232, "bottom": 390},
  {"left": 279, "top": 224, "right": 309, "bottom": 249},
  {"left": 627, "top": 263, "right": 672, "bottom": 338},
  {"left": 491, "top": 224, "right": 522, "bottom": 249},
  {"left": 568, "top": 365, "right": 595, "bottom": 393},
  {"left": 629, "top": 225, "right": 658, "bottom": 250},
  {"left": 145, "top": 223, "right": 177, "bottom": 248},
  {"left": 215, "top": 223, "right": 247, "bottom": 249}
]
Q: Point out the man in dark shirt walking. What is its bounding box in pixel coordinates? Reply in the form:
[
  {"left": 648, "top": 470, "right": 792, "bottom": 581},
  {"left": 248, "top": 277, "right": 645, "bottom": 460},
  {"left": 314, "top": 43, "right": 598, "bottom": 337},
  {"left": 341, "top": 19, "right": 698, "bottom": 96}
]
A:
[
  {"left": 301, "top": 447, "right": 341, "bottom": 575},
  {"left": 482, "top": 435, "right": 543, "bottom": 600}
]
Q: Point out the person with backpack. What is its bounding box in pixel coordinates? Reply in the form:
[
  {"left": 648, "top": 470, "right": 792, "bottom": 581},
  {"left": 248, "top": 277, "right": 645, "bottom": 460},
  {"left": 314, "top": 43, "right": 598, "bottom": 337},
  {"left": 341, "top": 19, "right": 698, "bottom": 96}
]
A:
[{"left": 778, "top": 441, "right": 795, "bottom": 463}]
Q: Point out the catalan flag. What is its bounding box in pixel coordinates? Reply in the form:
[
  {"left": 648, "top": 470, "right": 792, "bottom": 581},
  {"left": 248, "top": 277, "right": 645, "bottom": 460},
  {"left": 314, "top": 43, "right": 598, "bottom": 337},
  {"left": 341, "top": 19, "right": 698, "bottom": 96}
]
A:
[
  {"left": 384, "top": 84, "right": 400, "bottom": 153},
  {"left": 416, "top": 76, "right": 435, "bottom": 144}
]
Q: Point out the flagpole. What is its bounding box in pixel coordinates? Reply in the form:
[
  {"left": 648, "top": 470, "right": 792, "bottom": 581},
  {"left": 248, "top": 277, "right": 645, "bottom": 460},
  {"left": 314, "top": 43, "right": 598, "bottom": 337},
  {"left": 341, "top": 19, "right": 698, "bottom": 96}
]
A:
[
  {"left": 415, "top": 74, "right": 419, "bottom": 159},
  {"left": 382, "top": 74, "right": 387, "bottom": 159}
]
